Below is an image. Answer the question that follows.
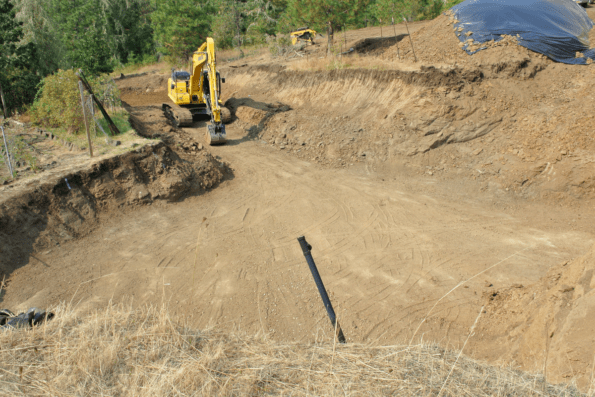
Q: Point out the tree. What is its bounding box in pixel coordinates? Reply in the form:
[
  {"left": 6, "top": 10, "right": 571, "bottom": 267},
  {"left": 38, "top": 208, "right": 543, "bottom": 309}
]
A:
[
  {"left": 0, "top": 0, "right": 40, "bottom": 115},
  {"left": 152, "top": 0, "right": 215, "bottom": 61},
  {"left": 103, "top": 0, "right": 155, "bottom": 64},
  {"left": 282, "top": 0, "right": 370, "bottom": 55},
  {"left": 13, "top": 0, "right": 66, "bottom": 75},
  {"left": 212, "top": 0, "right": 286, "bottom": 51},
  {"left": 15, "top": 0, "right": 156, "bottom": 74}
]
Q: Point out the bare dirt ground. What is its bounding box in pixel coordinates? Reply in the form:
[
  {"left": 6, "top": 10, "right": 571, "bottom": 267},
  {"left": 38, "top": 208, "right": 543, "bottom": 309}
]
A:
[{"left": 2, "top": 9, "right": 595, "bottom": 391}]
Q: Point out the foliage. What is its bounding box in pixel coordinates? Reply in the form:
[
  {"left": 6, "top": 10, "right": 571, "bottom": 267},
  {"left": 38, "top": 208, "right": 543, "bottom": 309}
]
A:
[
  {"left": 0, "top": 0, "right": 41, "bottom": 116},
  {"left": 267, "top": 34, "right": 293, "bottom": 56},
  {"left": 30, "top": 69, "right": 84, "bottom": 133},
  {"left": 13, "top": 0, "right": 66, "bottom": 75},
  {"left": 30, "top": 69, "right": 122, "bottom": 136},
  {"left": 0, "top": 133, "right": 39, "bottom": 178},
  {"left": 444, "top": 0, "right": 466, "bottom": 9},
  {"left": 212, "top": 0, "right": 287, "bottom": 50},
  {"left": 375, "top": 0, "right": 418, "bottom": 23},
  {"left": 102, "top": 0, "right": 155, "bottom": 65},
  {"left": 13, "top": 0, "right": 155, "bottom": 76},
  {"left": 374, "top": 0, "right": 463, "bottom": 23},
  {"left": 96, "top": 111, "right": 132, "bottom": 136},
  {"left": 152, "top": 0, "right": 215, "bottom": 62},
  {"left": 281, "top": 0, "right": 371, "bottom": 33}
]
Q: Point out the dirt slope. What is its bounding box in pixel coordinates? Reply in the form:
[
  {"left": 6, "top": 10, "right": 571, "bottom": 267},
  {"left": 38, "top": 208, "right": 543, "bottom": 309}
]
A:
[
  {"left": 471, "top": 243, "right": 595, "bottom": 389},
  {"left": 0, "top": 142, "right": 225, "bottom": 282}
]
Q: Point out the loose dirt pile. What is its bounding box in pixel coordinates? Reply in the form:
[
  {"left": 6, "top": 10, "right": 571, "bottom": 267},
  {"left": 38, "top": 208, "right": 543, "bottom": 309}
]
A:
[
  {"left": 391, "top": 14, "right": 552, "bottom": 79},
  {"left": 0, "top": 302, "right": 584, "bottom": 396},
  {"left": 0, "top": 142, "right": 225, "bottom": 280},
  {"left": 471, "top": 243, "right": 595, "bottom": 389}
]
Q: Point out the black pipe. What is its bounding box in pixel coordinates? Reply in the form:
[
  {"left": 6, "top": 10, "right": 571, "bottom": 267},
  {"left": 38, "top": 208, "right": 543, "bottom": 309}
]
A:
[{"left": 297, "top": 236, "right": 346, "bottom": 343}]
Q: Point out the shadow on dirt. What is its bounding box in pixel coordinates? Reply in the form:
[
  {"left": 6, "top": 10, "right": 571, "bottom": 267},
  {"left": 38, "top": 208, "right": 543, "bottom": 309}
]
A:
[
  {"left": 353, "top": 34, "right": 408, "bottom": 54},
  {"left": 224, "top": 97, "right": 291, "bottom": 146}
]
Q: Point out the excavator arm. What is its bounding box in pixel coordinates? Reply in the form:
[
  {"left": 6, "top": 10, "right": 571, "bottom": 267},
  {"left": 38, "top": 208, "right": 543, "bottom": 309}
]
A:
[{"left": 191, "top": 38, "right": 226, "bottom": 144}]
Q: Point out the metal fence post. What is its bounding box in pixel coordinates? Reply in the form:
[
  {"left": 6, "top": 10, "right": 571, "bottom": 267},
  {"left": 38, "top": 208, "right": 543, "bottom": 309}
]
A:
[
  {"left": 1, "top": 126, "right": 14, "bottom": 178},
  {"left": 297, "top": 236, "right": 346, "bottom": 343}
]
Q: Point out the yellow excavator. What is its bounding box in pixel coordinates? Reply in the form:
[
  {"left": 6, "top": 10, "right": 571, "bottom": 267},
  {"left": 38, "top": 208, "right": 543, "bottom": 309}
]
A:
[{"left": 162, "top": 37, "right": 231, "bottom": 145}]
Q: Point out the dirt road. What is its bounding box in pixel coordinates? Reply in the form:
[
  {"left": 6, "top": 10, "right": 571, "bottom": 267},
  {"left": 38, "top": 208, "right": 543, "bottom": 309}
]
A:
[{"left": 3, "top": 110, "right": 593, "bottom": 346}]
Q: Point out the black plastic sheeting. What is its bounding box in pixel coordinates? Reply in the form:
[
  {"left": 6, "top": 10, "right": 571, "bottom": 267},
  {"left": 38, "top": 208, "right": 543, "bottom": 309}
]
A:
[
  {"left": 450, "top": 0, "right": 595, "bottom": 64},
  {"left": 0, "top": 308, "right": 54, "bottom": 330}
]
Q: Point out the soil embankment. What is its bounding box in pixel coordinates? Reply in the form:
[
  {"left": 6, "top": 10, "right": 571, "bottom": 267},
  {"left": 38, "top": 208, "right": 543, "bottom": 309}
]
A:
[
  {"left": 472, "top": 243, "right": 595, "bottom": 389},
  {"left": 219, "top": 13, "right": 595, "bottom": 204},
  {"left": 0, "top": 140, "right": 225, "bottom": 283}
]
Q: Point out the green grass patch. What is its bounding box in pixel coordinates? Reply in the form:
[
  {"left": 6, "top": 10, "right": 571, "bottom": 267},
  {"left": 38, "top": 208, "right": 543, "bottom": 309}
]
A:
[{"left": 96, "top": 111, "right": 133, "bottom": 136}]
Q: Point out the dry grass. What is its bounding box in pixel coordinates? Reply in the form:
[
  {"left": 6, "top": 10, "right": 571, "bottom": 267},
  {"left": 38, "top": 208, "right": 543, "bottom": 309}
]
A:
[
  {"left": 218, "top": 46, "right": 269, "bottom": 63},
  {"left": 0, "top": 302, "right": 587, "bottom": 396},
  {"left": 286, "top": 54, "right": 417, "bottom": 72}
]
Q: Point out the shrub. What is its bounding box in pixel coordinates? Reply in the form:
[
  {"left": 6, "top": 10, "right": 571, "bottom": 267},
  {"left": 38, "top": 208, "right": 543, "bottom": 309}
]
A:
[
  {"left": 268, "top": 34, "right": 293, "bottom": 57},
  {"left": 30, "top": 69, "right": 122, "bottom": 135},
  {"left": 30, "top": 69, "right": 84, "bottom": 134}
]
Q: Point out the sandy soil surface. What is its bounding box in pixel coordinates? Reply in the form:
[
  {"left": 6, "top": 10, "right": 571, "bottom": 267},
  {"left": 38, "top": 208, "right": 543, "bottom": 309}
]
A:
[
  {"left": 3, "top": 8, "right": 595, "bottom": 390},
  {"left": 3, "top": 86, "right": 593, "bottom": 349}
]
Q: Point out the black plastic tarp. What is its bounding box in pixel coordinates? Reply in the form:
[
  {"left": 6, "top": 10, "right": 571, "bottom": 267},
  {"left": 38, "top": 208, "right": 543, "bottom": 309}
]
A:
[{"left": 450, "top": 0, "right": 595, "bottom": 64}]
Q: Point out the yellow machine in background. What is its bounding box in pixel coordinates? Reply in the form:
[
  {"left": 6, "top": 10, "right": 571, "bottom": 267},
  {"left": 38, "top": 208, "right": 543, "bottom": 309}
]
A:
[
  {"left": 290, "top": 27, "right": 317, "bottom": 45},
  {"left": 162, "top": 37, "right": 231, "bottom": 145}
]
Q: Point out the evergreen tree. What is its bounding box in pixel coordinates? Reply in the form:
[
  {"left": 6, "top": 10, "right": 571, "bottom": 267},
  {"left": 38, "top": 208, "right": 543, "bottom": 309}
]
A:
[
  {"left": 13, "top": 0, "right": 66, "bottom": 75},
  {"left": 212, "top": 0, "right": 286, "bottom": 51},
  {"left": 152, "top": 0, "right": 215, "bottom": 61},
  {"left": 0, "top": 0, "right": 40, "bottom": 115}
]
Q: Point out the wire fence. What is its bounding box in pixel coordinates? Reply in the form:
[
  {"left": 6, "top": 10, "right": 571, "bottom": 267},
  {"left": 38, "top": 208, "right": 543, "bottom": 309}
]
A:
[
  {"left": 1, "top": 125, "right": 17, "bottom": 179},
  {"left": 0, "top": 125, "right": 41, "bottom": 180}
]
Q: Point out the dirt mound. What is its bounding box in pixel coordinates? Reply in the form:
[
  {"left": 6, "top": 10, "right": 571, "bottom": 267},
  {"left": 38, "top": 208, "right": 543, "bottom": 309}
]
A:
[
  {"left": 0, "top": 142, "right": 225, "bottom": 280},
  {"left": 393, "top": 14, "right": 551, "bottom": 79},
  {"left": 471, "top": 244, "right": 595, "bottom": 389},
  {"left": 117, "top": 72, "right": 168, "bottom": 92}
]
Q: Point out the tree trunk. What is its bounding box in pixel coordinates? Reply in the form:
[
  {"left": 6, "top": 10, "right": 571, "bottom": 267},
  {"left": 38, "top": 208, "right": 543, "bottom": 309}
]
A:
[
  {"left": 326, "top": 22, "right": 334, "bottom": 57},
  {"left": 0, "top": 81, "right": 7, "bottom": 119}
]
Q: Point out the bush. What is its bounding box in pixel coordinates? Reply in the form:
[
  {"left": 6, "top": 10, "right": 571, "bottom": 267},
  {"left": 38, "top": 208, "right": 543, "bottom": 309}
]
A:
[
  {"left": 268, "top": 34, "right": 293, "bottom": 57},
  {"left": 30, "top": 69, "right": 84, "bottom": 134},
  {"left": 30, "top": 69, "right": 123, "bottom": 135}
]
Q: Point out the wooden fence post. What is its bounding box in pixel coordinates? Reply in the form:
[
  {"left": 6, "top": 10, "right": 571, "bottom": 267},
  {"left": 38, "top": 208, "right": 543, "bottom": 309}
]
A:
[{"left": 78, "top": 81, "right": 94, "bottom": 158}]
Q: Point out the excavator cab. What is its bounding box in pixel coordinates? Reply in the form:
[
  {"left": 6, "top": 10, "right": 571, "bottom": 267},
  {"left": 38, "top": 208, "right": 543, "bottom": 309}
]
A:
[{"left": 168, "top": 69, "right": 192, "bottom": 103}]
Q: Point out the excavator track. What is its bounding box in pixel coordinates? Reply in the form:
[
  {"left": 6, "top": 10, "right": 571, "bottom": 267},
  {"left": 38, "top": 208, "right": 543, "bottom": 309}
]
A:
[{"left": 162, "top": 103, "right": 193, "bottom": 127}]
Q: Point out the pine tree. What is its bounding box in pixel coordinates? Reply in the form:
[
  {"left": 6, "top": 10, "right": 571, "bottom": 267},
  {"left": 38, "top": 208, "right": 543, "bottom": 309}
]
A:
[
  {"left": 152, "top": 0, "right": 216, "bottom": 61},
  {"left": 0, "top": 0, "right": 40, "bottom": 115}
]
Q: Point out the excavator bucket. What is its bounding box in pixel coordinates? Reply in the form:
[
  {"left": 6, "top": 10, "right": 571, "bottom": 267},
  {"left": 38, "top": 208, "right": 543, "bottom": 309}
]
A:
[{"left": 207, "top": 124, "right": 226, "bottom": 145}]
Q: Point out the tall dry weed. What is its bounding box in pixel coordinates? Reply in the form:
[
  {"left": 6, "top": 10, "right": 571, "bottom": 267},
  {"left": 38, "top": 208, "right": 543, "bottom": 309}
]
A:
[{"left": 0, "top": 302, "right": 587, "bottom": 396}]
